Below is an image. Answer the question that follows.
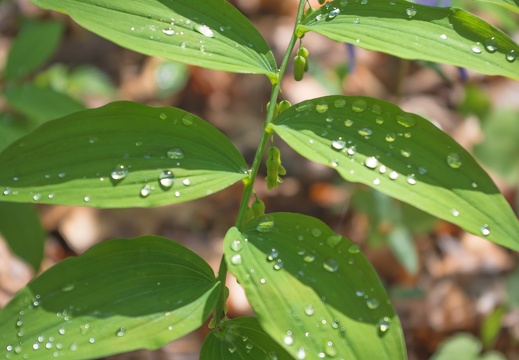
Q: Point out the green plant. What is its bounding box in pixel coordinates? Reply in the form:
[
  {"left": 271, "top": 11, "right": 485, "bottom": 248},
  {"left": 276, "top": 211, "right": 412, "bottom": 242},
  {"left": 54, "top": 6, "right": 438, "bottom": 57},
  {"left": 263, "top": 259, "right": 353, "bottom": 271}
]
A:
[{"left": 1, "top": 0, "right": 519, "bottom": 359}]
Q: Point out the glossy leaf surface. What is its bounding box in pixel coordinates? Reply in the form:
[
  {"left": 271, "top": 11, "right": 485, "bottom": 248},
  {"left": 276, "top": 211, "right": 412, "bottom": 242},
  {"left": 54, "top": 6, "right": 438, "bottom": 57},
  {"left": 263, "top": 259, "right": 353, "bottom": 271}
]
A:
[
  {"left": 224, "top": 213, "right": 406, "bottom": 359},
  {"left": 31, "top": 0, "right": 278, "bottom": 80},
  {"left": 200, "top": 317, "right": 292, "bottom": 359},
  {"left": 298, "top": 0, "right": 519, "bottom": 80},
  {"left": 0, "top": 102, "right": 248, "bottom": 208},
  {"left": 270, "top": 96, "right": 519, "bottom": 251},
  {"left": 0, "top": 236, "right": 220, "bottom": 359}
]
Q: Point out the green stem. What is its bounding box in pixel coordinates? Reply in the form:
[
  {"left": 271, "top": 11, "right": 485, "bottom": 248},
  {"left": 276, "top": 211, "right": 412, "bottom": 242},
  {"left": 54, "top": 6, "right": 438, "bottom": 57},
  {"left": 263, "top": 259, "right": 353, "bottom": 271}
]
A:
[{"left": 213, "top": 0, "right": 307, "bottom": 326}]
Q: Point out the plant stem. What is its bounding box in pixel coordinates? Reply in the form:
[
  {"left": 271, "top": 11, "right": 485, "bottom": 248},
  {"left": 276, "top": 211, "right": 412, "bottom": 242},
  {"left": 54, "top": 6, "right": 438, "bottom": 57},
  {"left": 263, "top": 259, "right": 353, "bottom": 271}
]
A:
[{"left": 213, "top": 0, "right": 307, "bottom": 326}]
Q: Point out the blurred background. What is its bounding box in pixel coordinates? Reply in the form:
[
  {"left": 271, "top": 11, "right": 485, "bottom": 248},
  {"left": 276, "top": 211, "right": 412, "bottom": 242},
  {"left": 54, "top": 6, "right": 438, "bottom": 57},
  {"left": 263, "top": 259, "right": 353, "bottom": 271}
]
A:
[{"left": 1, "top": 0, "right": 519, "bottom": 358}]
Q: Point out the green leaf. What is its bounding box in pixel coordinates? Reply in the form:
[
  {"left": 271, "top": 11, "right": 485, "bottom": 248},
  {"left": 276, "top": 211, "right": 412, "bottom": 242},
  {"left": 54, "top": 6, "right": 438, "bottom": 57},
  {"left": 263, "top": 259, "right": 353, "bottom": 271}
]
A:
[
  {"left": 5, "top": 19, "right": 63, "bottom": 80},
  {"left": 200, "top": 317, "right": 293, "bottom": 359},
  {"left": 473, "top": 109, "right": 519, "bottom": 187},
  {"left": 0, "top": 114, "right": 28, "bottom": 152},
  {"left": 224, "top": 213, "right": 406, "bottom": 360},
  {"left": 298, "top": 0, "right": 519, "bottom": 80},
  {"left": 0, "top": 202, "right": 45, "bottom": 271},
  {"left": 5, "top": 84, "right": 85, "bottom": 125},
  {"left": 270, "top": 96, "right": 519, "bottom": 251},
  {"left": 473, "top": 0, "right": 519, "bottom": 14},
  {"left": 430, "top": 333, "right": 506, "bottom": 360},
  {"left": 0, "top": 101, "right": 248, "bottom": 208},
  {"left": 0, "top": 236, "right": 220, "bottom": 359},
  {"left": 31, "top": 0, "right": 278, "bottom": 80}
]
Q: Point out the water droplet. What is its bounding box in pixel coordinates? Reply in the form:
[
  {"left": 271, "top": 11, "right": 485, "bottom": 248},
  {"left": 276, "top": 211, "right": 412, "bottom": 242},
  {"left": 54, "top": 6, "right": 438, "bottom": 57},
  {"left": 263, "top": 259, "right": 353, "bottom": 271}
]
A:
[
  {"left": 400, "top": 149, "right": 412, "bottom": 158},
  {"left": 33, "top": 193, "right": 41, "bottom": 201},
  {"left": 328, "top": 7, "right": 340, "bottom": 18},
  {"left": 446, "top": 152, "right": 462, "bottom": 169},
  {"left": 406, "top": 6, "right": 417, "bottom": 17},
  {"left": 230, "top": 240, "right": 242, "bottom": 252},
  {"left": 506, "top": 50, "right": 516, "bottom": 62},
  {"left": 167, "top": 148, "right": 184, "bottom": 160},
  {"left": 371, "top": 104, "right": 382, "bottom": 114},
  {"left": 273, "top": 259, "right": 284, "bottom": 270},
  {"left": 58, "top": 327, "right": 66, "bottom": 335},
  {"left": 379, "top": 165, "right": 387, "bottom": 174},
  {"left": 296, "top": 347, "right": 306, "bottom": 359},
  {"left": 311, "top": 228, "right": 322, "bottom": 237},
  {"left": 364, "top": 156, "right": 378, "bottom": 169},
  {"left": 260, "top": 278, "right": 266, "bottom": 284},
  {"left": 330, "top": 159, "right": 339, "bottom": 167},
  {"left": 159, "top": 170, "right": 174, "bottom": 188},
  {"left": 304, "top": 305, "right": 315, "bottom": 316},
  {"left": 174, "top": 191, "right": 181, "bottom": 197},
  {"left": 83, "top": 196, "right": 90, "bottom": 202},
  {"left": 346, "top": 146, "right": 357, "bottom": 156},
  {"left": 116, "top": 327, "right": 126, "bottom": 337},
  {"left": 324, "top": 341, "right": 337, "bottom": 356},
  {"left": 367, "top": 298, "right": 380, "bottom": 309},
  {"left": 267, "top": 248, "right": 279, "bottom": 261},
  {"left": 389, "top": 171, "right": 399, "bottom": 180},
  {"left": 480, "top": 224, "right": 490, "bottom": 236},
  {"left": 333, "top": 99, "right": 346, "bottom": 108},
  {"left": 348, "top": 244, "right": 360, "bottom": 254},
  {"left": 228, "top": 345, "right": 237, "bottom": 353},
  {"left": 323, "top": 258, "right": 339, "bottom": 272},
  {"left": 352, "top": 99, "right": 367, "bottom": 112},
  {"left": 344, "top": 119, "right": 354, "bottom": 127},
  {"left": 440, "top": 34, "right": 447, "bottom": 40},
  {"left": 373, "top": 178, "right": 381, "bottom": 185},
  {"left": 230, "top": 254, "right": 242, "bottom": 265},
  {"left": 284, "top": 332, "right": 294, "bottom": 345},
  {"left": 485, "top": 37, "right": 497, "bottom": 52},
  {"left": 451, "top": 208, "right": 460, "bottom": 217},
  {"left": 406, "top": 175, "right": 417, "bottom": 185},
  {"left": 471, "top": 42, "right": 482, "bottom": 54},
  {"left": 159, "top": 112, "right": 167, "bottom": 120},
  {"left": 315, "top": 102, "right": 329, "bottom": 113},
  {"left": 3, "top": 187, "right": 12, "bottom": 195},
  {"left": 340, "top": 0, "right": 349, "bottom": 6},
  {"left": 471, "top": 181, "right": 478, "bottom": 188},
  {"left": 304, "top": 255, "right": 315, "bottom": 263},
  {"left": 353, "top": 17, "right": 360, "bottom": 24},
  {"left": 61, "top": 284, "right": 74, "bottom": 292},
  {"left": 396, "top": 113, "right": 416, "bottom": 128},
  {"left": 378, "top": 317, "right": 391, "bottom": 332},
  {"left": 257, "top": 215, "right": 275, "bottom": 232},
  {"left": 89, "top": 338, "right": 95, "bottom": 344},
  {"left": 418, "top": 167, "right": 428, "bottom": 175},
  {"left": 182, "top": 178, "right": 191, "bottom": 186},
  {"left": 331, "top": 138, "right": 346, "bottom": 150},
  {"left": 111, "top": 164, "right": 128, "bottom": 180},
  {"left": 326, "top": 234, "right": 342, "bottom": 248},
  {"left": 140, "top": 184, "right": 152, "bottom": 197},
  {"left": 195, "top": 24, "right": 214, "bottom": 37},
  {"left": 182, "top": 114, "right": 194, "bottom": 126},
  {"left": 162, "top": 28, "right": 175, "bottom": 35},
  {"left": 358, "top": 127, "right": 373, "bottom": 137},
  {"left": 295, "top": 103, "right": 313, "bottom": 112}
]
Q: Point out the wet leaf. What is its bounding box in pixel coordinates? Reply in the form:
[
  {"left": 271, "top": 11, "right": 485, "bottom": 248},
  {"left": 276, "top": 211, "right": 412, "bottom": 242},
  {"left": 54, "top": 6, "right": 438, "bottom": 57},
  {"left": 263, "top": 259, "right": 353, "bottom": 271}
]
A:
[
  {"left": 271, "top": 95, "right": 519, "bottom": 251},
  {"left": 224, "top": 213, "right": 406, "bottom": 359},
  {"left": 298, "top": 0, "right": 519, "bottom": 80},
  {"left": 0, "top": 101, "right": 248, "bottom": 208},
  {"left": 0, "top": 236, "right": 220, "bottom": 360}
]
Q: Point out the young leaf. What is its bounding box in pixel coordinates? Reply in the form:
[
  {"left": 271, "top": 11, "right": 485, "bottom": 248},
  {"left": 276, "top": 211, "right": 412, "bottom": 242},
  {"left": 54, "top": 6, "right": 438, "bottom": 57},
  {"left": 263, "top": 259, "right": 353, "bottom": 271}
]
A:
[
  {"left": 5, "top": 20, "right": 63, "bottom": 80},
  {"left": 30, "top": 0, "right": 278, "bottom": 81},
  {"left": 200, "top": 317, "right": 293, "bottom": 359},
  {"left": 224, "top": 213, "right": 406, "bottom": 360},
  {"left": 297, "top": 0, "right": 519, "bottom": 80},
  {"left": 474, "top": 0, "right": 519, "bottom": 14},
  {"left": 0, "top": 203, "right": 45, "bottom": 271},
  {"left": 0, "top": 102, "right": 248, "bottom": 208},
  {"left": 270, "top": 96, "right": 519, "bottom": 251},
  {"left": 0, "top": 236, "right": 220, "bottom": 360}
]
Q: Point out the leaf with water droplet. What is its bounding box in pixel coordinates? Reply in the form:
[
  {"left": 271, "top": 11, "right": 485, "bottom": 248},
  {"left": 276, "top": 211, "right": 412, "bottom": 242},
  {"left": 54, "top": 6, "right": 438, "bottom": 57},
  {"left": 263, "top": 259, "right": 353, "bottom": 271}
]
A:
[
  {"left": 271, "top": 95, "right": 519, "bottom": 251},
  {"left": 224, "top": 213, "right": 405, "bottom": 359},
  {"left": 0, "top": 236, "right": 220, "bottom": 359},
  {"left": 0, "top": 102, "right": 247, "bottom": 208}
]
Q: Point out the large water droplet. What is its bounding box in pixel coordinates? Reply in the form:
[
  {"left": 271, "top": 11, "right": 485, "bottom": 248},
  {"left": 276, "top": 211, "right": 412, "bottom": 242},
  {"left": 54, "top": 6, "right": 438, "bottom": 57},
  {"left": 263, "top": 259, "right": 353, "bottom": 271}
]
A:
[
  {"left": 378, "top": 317, "right": 391, "bottom": 332},
  {"left": 333, "top": 99, "right": 346, "bottom": 108},
  {"left": 446, "top": 152, "right": 462, "bottom": 168},
  {"left": 162, "top": 28, "right": 175, "bottom": 35},
  {"left": 485, "top": 37, "right": 497, "bottom": 52},
  {"left": 480, "top": 224, "right": 490, "bottom": 236},
  {"left": 324, "top": 341, "right": 337, "bottom": 356},
  {"left": 315, "top": 102, "right": 329, "bottom": 113},
  {"left": 451, "top": 208, "right": 460, "bottom": 217},
  {"left": 406, "top": 6, "right": 417, "bottom": 17},
  {"left": 358, "top": 127, "right": 373, "bottom": 137},
  {"left": 304, "top": 304, "right": 315, "bottom": 316},
  {"left": 195, "top": 24, "right": 214, "bottom": 37},
  {"left": 396, "top": 113, "right": 416, "bottom": 128},
  {"left": 331, "top": 138, "right": 346, "bottom": 150},
  {"left": 257, "top": 215, "right": 275, "bottom": 232},
  {"left": 323, "top": 258, "right": 339, "bottom": 272},
  {"left": 506, "top": 50, "right": 516, "bottom": 62},
  {"left": 296, "top": 347, "right": 306, "bottom": 359},
  {"left": 140, "top": 184, "right": 152, "bottom": 197},
  {"left": 273, "top": 259, "right": 284, "bottom": 270},
  {"left": 348, "top": 244, "right": 360, "bottom": 254},
  {"left": 367, "top": 298, "right": 380, "bottom": 309},
  {"left": 352, "top": 99, "right": 367, "bottom": 112},
  {"left": 344, "top": 119, "right": 354, "bottom": 127},
  {"left": 230, "top": 254, "right": 242, "bottom": 265},
  {"left": 400, "top": 149, "right": 412, "bottom": 158},
  {"left": 159, "top": 170, "right": 174, "bottom": 188},
  {"left": 111, "top": 164, "right": 128, "bottom": 180},
  {"left": 116, "top": 327, "right": 126, "bottom": 337},
  {"left": 406, "top": 175, "right": 417, "bottom": 185},
  {"left": 295, "top": 103, "right": 312, "bottom": 112},
  {"left": 364, "top": 156, "right": 378, "bottom": 169},
  {"left": 326, "top": 234, "right": 342, "bottom": 248},
  {"left": 284, "top": 332, "right": 294, "bottom": 345},
  {"left": 471, "top": 42, "right": 482, "bottom": 54},
  {"left": 267, "top": 248, "right": 279, "bottom": 261},
  {"left": 230, "top": 239, "right": 242, "bottom": 252},
  {"left": 328, "top": 7, "right": 340, "bottom": 18},
  {"left": 389, "top": 171, "right": 399, "bottom": 180},
  {"left": 167, "top": 148, "right": 185, "bottom": 160}
]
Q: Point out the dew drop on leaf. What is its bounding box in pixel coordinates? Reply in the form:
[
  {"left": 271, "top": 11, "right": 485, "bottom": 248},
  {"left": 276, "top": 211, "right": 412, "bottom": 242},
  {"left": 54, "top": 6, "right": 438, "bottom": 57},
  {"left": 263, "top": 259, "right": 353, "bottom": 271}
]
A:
[
  {"left": 167, "top": 148, "right": 184, "bottom": 160},
  {"left": 451, "top": 208, "right": 460, "bottom": 217},
  {"left": 348, "top": 243, "right": 360, "bottom": 254},
  {"left": 284, "top": 332, "right": 294, "bottom": 345},
  {"left": 406, "top": 175, "right": 417, "bottom": 185},
  {"left": 378, "top": 317, "right": 391, "bottom": 332},
  {"left": 115, "top": 327, "right": 126, "bottom": 337},
  {"left": 266, "top": 248, "right": 279, "bottom": 261},
  {"left": 328, "top": 7, "right": 340, "bottom": 19},
  {"left": 304, "top": 305, "right": 315, "bottom": 316},
  {"left": 230, "top": 240, "right": 242, "bottom": 252},
  {"left": 389, "top": 171, "right": 399, "bottom": 180},
  {"left": 506, "top": 50, "right": 516, "bottom": 62},
  {"left": 480, "top": 224, "right": 491, "bottom": 236},
  {"left": 358, "top": 127, "right": 373, "bottom": 137},
  {"left": 110, "top": 164, "right": 128, "bottom": 180},
  {"left": 400, "top": 149, "right": 412, "bottom": 158},
  {"left": 331, "top": 138, "right": 346, "bottom": 150},
  {"left": 471, "top": 42, "right": 482, "bottom": 54},
  {"left": 162, "top": 28, "right": 175, "bottom": 35},
  {"left": 364, "top": 156, "right": 378, "bottom": 169},
  {"left": 344, "top": 119, "right": 354, "bottom": 127},
  {"left": 326, "top": 234, "right": 342, "bottom": 248},
  {"left": 273, "top": 259, "right": 284, "bottom": 270},
  {"left": 352, "top": 99, "right": 367, "bottom": 112},
  {"left": 256, "top": 215, "right": 275, "bottom": 232},
  {"left": 315, "top": 102, "right": 329, "bottom": 113},
  {"left": 405, "top": 6, "right": 417, "bottom": 17},
  {"left": 311, "top": 228, "right": 322, "bottom": 237},
  {"left": 323, "top": 258, "right": 339, "bottom": 272},
  {"left": 396, "top": 113, "right": 416, "bottom": 128},
  {"left": 159, "top": 170, "right": 174, "bottom": 188},
  {"left": 333, "top": 99, "right": 346, "bottom": 108},
  {"left": 446, "top": 152, "right": 462, "bottom": 168},
  {"left": 159, "top": 112, "right": 167, "bottom": 120},
  {"left": 296, "top": 347, "right": 306, "bottom": 359},
  {"left": 182, "top": 178, "right": 191, "bottom": 186},
  {"left": 195, "top": 24, "right": 214, "bottom": 37},
  {"left": 230, "top": 254, "right": 242, "bottom": 265},
  {"left": 485, "top": 37, "right": 497, "bottom": 52},
  {"left": 140, "top": 185, "right": 152, "bottom": 197},
  {"left": 366, "top": 298, "right": 380, "bottom": 309}
]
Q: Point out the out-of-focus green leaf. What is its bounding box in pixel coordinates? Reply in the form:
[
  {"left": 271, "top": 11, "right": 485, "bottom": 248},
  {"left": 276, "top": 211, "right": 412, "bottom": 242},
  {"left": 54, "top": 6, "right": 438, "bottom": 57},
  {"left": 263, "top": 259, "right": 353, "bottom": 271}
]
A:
[
  {"left": 5, "top": 84, "right": 85, "bottom": 125},
  {"left": 458, "top": 84, "right": 492, "bottom": 119},
  {"left": 505, "top": 267, "right": 519, "bottom": 309},
  {"left": 224, "top": 213, "right": 406, "bottom": 359},
  {"left": 474, "top": 0, "right": 519, "bottom": 14},
  {"left": 0, "top": 114, "right": 27, "bottom": 152},
  {"left": 30, "top": 0, "right": 278, "bottom": 80},
  {"left": 481, "top": 306, "right": 505, "bottom": 349},
  {"left": 200, "top": 317, "right": 293, "bottom": 359},
  {"left": 431, "top": 333, "right": 506, "bottom": 360},
  {"left": 0, "top": 236, "right": 220, "bottom": 360},
  {"left": 0, "top": 202, "right": 45, "bottom": 271},
  {"left": 0, "top": 101, "right": 248, "bottom": 208},
  {"left": 271, "top": 96, "right": 519, "bottom": 251},
  {"left": 298, "top": 0, "right": 519, "bottom": 80},
  {"left": 474, "top": 109, "right": 519, "bottom": 186},
  {"left": 5, "top": 20, "right": 63, "bottom": 80}
]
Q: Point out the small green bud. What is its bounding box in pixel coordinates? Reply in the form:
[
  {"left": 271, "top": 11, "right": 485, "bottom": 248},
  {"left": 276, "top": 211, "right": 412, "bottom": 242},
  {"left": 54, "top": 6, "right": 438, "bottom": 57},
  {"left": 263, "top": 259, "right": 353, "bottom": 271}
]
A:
[
  {"left": 278, "top": 100, "right": 291, "bottom": 113},
  {"left": 267, "top": 101, "right": 279, "bottom": 118},
  {"left": 293, "top": 55, "right": 306, "bottom": 81},
  {"left": 251, "top": 199, "right": 265, "bottom": 217}
]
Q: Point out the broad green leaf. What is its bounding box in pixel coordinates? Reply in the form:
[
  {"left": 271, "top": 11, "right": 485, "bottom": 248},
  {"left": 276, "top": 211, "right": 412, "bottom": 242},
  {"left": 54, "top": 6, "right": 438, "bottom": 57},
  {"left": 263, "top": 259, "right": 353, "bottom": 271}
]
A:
[
  {"left": 0, "top": 202, "right": 45, "bottom": 271},
  {"left": 5, "top": 84, "right": 85, "bottom": 125},
  {"left": 430, "top": 333, "right": 506, "bottom": 360},
  {"left": 200, "top": 317, "right": 292, "bottom": 359},
  {"left": 474, "top": 0, "right": 519, "bottom": 14},
  {"left": 473, "top": 109, "right": 519, "bottom": 187},
  {"left": 0, "top": 236, "right": 220, "bottom": 360},
  {"left": 31, "top": 0, "right": 278, "bottom": 80},
  {"left": 270, "top": 96, "right": 519, "bottom": 251},
  {"left": 0, "top": 114, "right": 27, "bottom": 152},
  {"left": 297, "top": 0, "right": 519, "bottom": 80},
  {"left": 0, "top": 101, "right": 248, "bottom": 208},
  {"left": 224, "top": 213, "right": 406, "bottom": 360},
  {"left": 5, "top": 19, "right": 63, "bottom": 80}
]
